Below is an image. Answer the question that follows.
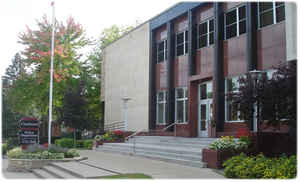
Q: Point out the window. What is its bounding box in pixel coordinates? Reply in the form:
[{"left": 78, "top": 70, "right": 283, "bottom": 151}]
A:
[
  {"left": 225, "top": 5, "right": 246, "bottom": 39},
  {"left": 258, "top": 2, "right": 285, "bottom": 28},
  {"left": 156, "top": 91, "right": 167, "bottom": 124},
  {"left": 175, "top": 87, "right": 188, "bottom": 123},
  {"left": 225, "top": 77, "right": 244, "bottom": 121},
  {"left": 157, "top": 39, "right": 168, "bottom": 63},
  {"left": 198, "top": 18, "right": 214, "bottom": 49},
  {"left": 176, "top": 30, "right": 188, "bottom": 56}
]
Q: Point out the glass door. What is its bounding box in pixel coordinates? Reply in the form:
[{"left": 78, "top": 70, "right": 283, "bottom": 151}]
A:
[{"left": 198, "top": 81, "right": 212, "bottom": 137}]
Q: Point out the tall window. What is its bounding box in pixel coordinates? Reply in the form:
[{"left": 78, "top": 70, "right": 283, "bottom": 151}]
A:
[
  {"left": 156, "top": 91, "right": 167, "bottom": 124},
  {"left": 176, "top": 30, "right": 188, "bottom": 56},
  {"left": 258, "top": 2, "right": 285, "bottom": 28},
  {"left": 157, "top": 39, "right": 168, "bottom": 63},
  {"left": 225, "top": 5, "right": 246, "bottom": 39},
  {"left": 175, "top": 87, "right": 188, "bottom": 123},
  {"left": 198, "top": 18, "right": 214, "bottom": 49},
  {"left": 225, "top": 77, "right": 244, "bottom": 121}
]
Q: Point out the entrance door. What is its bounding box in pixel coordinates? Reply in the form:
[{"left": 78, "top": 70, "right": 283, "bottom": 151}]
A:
[{"left": 198, "top": 82, "right": 213, "bottom": 137}]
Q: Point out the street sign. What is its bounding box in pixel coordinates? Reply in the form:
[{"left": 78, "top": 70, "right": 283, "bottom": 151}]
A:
[{"left": 19, "top": 118, "right": 40, "bottom": 145}]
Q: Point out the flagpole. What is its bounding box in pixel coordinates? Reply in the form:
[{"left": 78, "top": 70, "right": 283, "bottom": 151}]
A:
[{"left": 48, "top": 1, "right": 55, "bottom": 145}]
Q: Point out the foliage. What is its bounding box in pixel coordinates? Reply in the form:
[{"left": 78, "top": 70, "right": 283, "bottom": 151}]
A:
[
  {"left": 7, "top": 147, "right": 23, "bottom": 159},
  {"left": 55, "top": 138, "right": 74, "bottom": 148},
  {"left": 113, "top": 130, "right": 124, "bottom": 139},
  {"left": 75, "top": 140, "right": 85, "bottom": 148},
  {"left": 209, "top": 136, "right": 250, "bottom": 151},
  {"left": 6, "top": 137, "right": 19, "bottom": 151},
  {"left": 229, "top": 62, "right": 297, "bottom": 131},
  {"left": 65, "top": 149, "right": 80, "bottom": 158},
  {"left": 94, "top": 135, "right": 104, "bottom": 141},
  {"left": 2, "top": 143, "right": 8, "bottom": 155},
  {"left": 83, "top": 139, "right": 94, "bottom": 150},
  {"left": 24, "top": 144, "right": 46, "bottom": 153},
  {"left": 223, "top": 153, "right": 297, "bottom": 179}
]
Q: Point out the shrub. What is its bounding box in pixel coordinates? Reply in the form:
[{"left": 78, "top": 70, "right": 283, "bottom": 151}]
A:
[
  {"left": 65, "top": 149, "right": 80, "bottom": 158},
  {"left": 47, "top": 144, "right": 68, "bottom": 154},
  {"left": 24, "top": 144, "right": 46, "bottom": 153},
  {"left": 236, "top": 128, "right": 251, "bottom": 138},
  {"left": 2, "top": 143, "right": 7, "bottom": 155},
  {"left": 113, "top": 130, "right": 123, "bottom": 139},
  {"left": 223, "top": 153, "right": 297, "bottom": 179},
  {"left": 209, "top": 136, "right": 251, "bottom": 151},
  {"left": 75, "top": 140, "right": 85, "bottom": 148},
  {"left": 83, "top": 140, "right": 93, "bottom": 150},
  {"left": 7, "top": 147, "right": 23, "bottom": 159},
  {"left": 55, "top": 138, "right": 74, "bottom": 148},
  {"left": 6, "top": 137, "right": 19, "bottom": 150},
  {"left": 94, "top": 135, "right": 104, "bottom": 141}
]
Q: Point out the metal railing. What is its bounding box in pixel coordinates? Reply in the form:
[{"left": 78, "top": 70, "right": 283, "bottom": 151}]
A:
[{"left": 125, "top": 121, "right": 178, "bottom": 154}]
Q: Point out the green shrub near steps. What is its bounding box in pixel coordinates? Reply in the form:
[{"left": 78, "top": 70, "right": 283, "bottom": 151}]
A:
[
  {"left": 2, "top": 143, "right": 7, "bottom": 155},
  {"left": 223, "top": 153, "right": 297, "bottom": 179},
  {"left": 83, "top": 140, "right": 93, "bottom": 150},
  {"left": 55, "top": 138, "right": 74, "bottom": 148},
  {"left": 75, "top": 140, "right": 85, "bottom": 148}
]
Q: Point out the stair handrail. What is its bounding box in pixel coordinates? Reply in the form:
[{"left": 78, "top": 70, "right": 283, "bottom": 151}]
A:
[{"left": 125, "top": 121, "right": 178, "bottom": 154}]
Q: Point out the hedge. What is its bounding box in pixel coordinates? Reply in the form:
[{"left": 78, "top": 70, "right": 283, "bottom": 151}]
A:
[
  {"left": 223, "top": 153, "right": 296, "bottom": 179},
  {"left": 55, "top": 138, "right": 74, "bottom": 148}
]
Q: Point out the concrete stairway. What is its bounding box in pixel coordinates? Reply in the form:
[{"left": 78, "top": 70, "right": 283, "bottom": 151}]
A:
[
  {"left": 31, "top": 161, "right": 117, "bottom": 179},
  {"left": 95, "top": 136, "right": 217, "bottom": 168}
]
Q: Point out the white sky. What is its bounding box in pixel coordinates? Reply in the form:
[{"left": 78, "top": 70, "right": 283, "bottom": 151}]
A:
[{"left": 0, "top": 0, "right": 182, "bottom": 76}]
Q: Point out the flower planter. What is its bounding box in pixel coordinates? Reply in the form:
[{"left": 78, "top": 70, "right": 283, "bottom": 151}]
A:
[
  {"left": 95, "top": 138, "right": 125, "bottom": 147},
  {"left": 202, "top": 149, "right": 237, "bottom": 169}
]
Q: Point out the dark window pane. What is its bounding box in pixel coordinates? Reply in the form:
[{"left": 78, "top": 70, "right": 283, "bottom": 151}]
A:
[
  {"left": 185, "top": 101, "right": 188, "bottom": 122},
  {"left": 199, "top": 22, "right": 207, "bottom": 36},
  {"left": 239, "top": 6, "right": 246, "bottom": 20},
  {"left": 260, "top": 10, "right": 274, "bottom": 27},
  {"left": 259, "top": 2, "right": 273, "bottom": 12},
  {"left": 176, "top": 32, "right": 184, "bottom": 45},
  {"left": 226, "top": 9, "right": 237, "bottom": 25},
  {"left": 198, "top": 35, "right": 207, "bottom": 48},
  {"left": 176, "top": 88, "right": 184, "bottom": 98},
  {"left": 185, "top": 30, "right": 188, "bottom": 41},
  {"left": 276, "top": 6, "right": 285, "bottom": 22},
  {"left": 185, "top": 42, "right": 188, "bottom": 54},
  {"left": 165, "top": 50, "right": 168, "bottom": 60},
  {"left": 226, "top": 24, "right": 237, "bottom": 39},
  {"left": 227, "top": 78, "right": 233, "bottom": 92},
  {"left": 158, "top": 42, "right": 164, "bottom": 51},
  {"left": 158, "top": 92, "right": 164, "bottom": 101},
  {"left": 176, "top": 44, "right": 184, "bottom": 56},
  {"left": 165, "top": 40, "right": 167, "bottom": 49},
  {"left": 164, "top": 102, "right": 168, "bottom": 122},
  {"left": 158, "top": 103, "right": 164, "bottom": 123},
  {"left": 200, "top": 104, "right": 207, "bottom": 130},
  {"left": 239, "top": 20, "right": 246, "bottom": 35},
  {"left": 209, "top": 32, "right": 214, "bottom": 45},
  {"left": 200, "top": 84, "right": 207, "bottom": 100},
  {"left": 176, "top": 100, "right": 184, "bottom": 123},
  {"left": 157, "top": 52, "right": 164, "bottom": 63},
  {"left": 209, "top": 19, "right": 214, "bottom": 32}
]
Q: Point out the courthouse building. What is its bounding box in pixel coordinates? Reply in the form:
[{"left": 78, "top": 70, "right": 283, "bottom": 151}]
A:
[{"left": 101, "top": 2, "right": 297, "bottom": 137}]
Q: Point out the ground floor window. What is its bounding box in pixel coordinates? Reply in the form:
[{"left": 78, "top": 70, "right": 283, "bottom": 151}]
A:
[
  {"left": 175, "top": 87, "right": 188, "bottom": 123},
  {"left": 156, "top": 91, "right": 167, "bottom": 124},
  {"left": 225, "top": 76, "right": 244, "bottom": 122}
]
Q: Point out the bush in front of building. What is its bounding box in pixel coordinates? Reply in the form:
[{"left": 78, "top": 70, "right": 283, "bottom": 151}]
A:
[
  {"left": 223, "top": 153, "right": 296, "bottom": 179},
  {"left": 2, "top": 143, "right": 7, "bottom": 155},
  {"left": 209, "top": 136, "right": 250, "bottom": 151},
  {"left": 55, "top": 138, "right": 74, "bottom": 148},
  {"left": 83, "top": 139, "right": 93, "bottom": 150}
]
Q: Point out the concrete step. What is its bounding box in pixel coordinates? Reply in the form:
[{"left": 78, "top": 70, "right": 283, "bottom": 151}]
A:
[
  {"left": 98, "top": 145, "right": 203, "bottom": 161},
  {"left": 43, "top": 165, "right": 77, "bottom": 179},
  {"left": 32, "top": 168, "right": 56, "bottom": 179},
  {"left": 50, "top": 161, "right": 115, "bottom": 178},
  {"left": 103, "top": 143, "right": 204, "bottom": 155},
  {"left": 132, "top": 136, "right": 218, "bottom": 142},
  {"left": 126, "top": 139, "right": 213, "bottom": 148}
]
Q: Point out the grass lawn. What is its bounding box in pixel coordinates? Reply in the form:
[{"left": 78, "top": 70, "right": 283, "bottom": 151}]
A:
[{"left": 97, "top": 173, "right": 152, "bottom": 179}]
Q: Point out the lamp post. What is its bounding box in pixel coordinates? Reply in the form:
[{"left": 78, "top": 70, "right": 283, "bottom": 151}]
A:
[
  {"left": 122, "top": 97, "right": 131, "bottom": 131},
  {"left": 249, "top": 70, "right": 264, "bottom": 132}
]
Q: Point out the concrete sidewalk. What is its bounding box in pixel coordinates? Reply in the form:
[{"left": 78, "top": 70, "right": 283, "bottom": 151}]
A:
[
  {"left": 79, "top": 150, "right": 225, "bottom": 179},
  {"left": 2, "top": 159, "right": 38, "bottom": 179}
]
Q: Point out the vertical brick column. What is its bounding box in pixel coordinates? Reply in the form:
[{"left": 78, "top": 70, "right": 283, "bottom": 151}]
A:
[{"left": 213, "top": 2, "right": 225, "bottom": 132}]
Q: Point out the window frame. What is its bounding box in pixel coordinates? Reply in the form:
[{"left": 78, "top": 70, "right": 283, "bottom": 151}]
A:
[
  {"left": 156, "top": 39, "right": 168, "bottom": 63},
  {"left": 258, "top": 2, "right": 285, "bottom": 29},
  {"left": 156, "top": 91, "right": 167, "bottom": 125},
  {"left": 175, "top": 30, "right": 188, "bottom": 57},
  {"left": 175, "top": 87, "right": 189, "bottom": 124},
  {"left": 224, "top": 4, "right": 247, "bottom": 40},
  {"left": 224, "top": 76, "right": 245, "bottom": 122},
  {"left": 197, "top": 18, "right": 214, "bottom": 49}
]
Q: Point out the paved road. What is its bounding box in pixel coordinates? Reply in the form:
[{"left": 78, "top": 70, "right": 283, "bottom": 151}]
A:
[{"left": 79, "top": 150, "right": 225, "bottom": 179}]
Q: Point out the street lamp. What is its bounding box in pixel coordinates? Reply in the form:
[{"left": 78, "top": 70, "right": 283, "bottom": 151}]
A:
[
  {"left": 249, "top": 69, "right": 264, "bottom": 132},
  {"left": 122, "top": 97, "right": 131, "bottom": 131}
]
